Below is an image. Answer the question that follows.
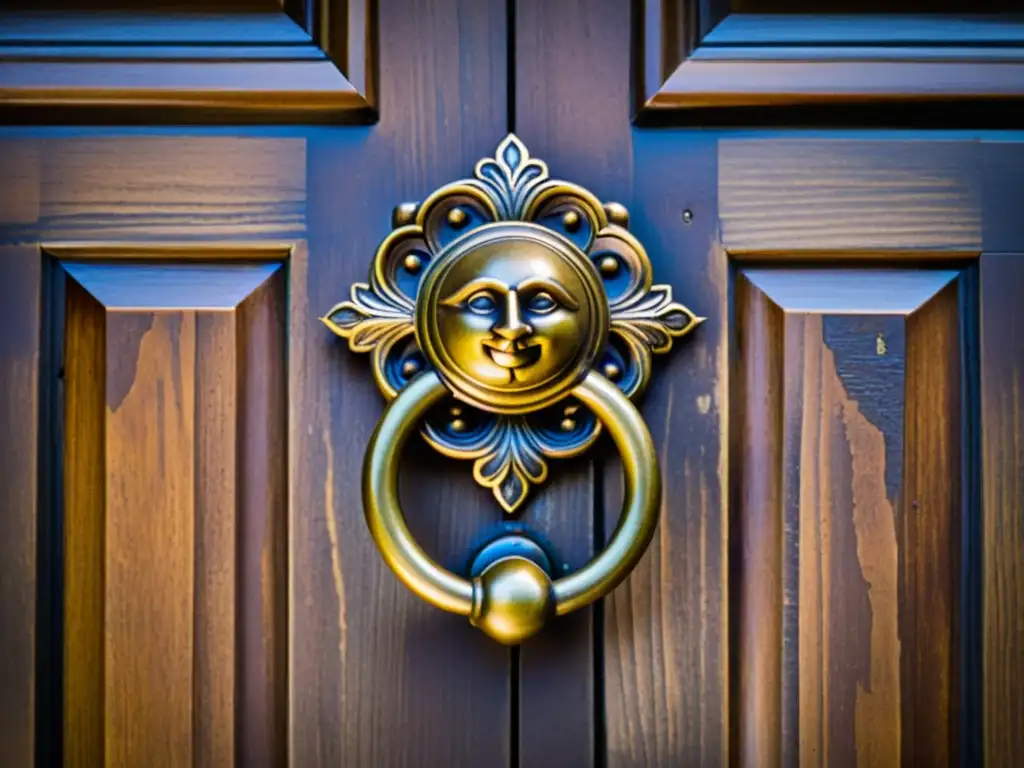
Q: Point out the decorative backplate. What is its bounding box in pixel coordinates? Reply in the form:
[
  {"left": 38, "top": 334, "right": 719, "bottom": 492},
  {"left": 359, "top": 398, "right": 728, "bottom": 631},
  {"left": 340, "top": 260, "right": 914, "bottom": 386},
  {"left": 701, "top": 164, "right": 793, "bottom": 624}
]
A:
[{"left": 323, "top": 134, "right": 702, "bottom": 513}]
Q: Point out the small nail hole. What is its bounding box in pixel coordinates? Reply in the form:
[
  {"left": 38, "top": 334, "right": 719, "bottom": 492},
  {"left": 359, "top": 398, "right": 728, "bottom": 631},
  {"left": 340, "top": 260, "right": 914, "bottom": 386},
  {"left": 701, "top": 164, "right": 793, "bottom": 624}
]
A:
[{"left": 682, "top": 209, "right": 693, "bottom": 224}]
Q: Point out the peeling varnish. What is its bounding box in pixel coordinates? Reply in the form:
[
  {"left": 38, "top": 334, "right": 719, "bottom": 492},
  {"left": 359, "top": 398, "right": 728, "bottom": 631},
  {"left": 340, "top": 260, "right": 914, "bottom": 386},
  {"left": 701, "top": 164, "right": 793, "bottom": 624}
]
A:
[
  {"left": 842, "top": 388, "right": 901, "bottom": 768},
  {"left": 798, "top": 316, "right": 901, "bottom": 767},
  {"left": 321, "top": 427, "right": 347, "bottom": 667}
]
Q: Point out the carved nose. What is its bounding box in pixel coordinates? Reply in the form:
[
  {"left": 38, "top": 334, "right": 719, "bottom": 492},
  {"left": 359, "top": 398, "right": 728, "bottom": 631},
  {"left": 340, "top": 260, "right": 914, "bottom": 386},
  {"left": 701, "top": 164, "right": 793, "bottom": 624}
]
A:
[{"left": 493, "top": 289, "right": 533, "bottom": 342}]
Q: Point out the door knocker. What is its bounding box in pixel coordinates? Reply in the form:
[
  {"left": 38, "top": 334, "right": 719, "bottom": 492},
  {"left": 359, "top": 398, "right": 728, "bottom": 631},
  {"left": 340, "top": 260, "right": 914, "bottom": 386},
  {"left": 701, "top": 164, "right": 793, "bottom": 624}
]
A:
[{"left": 323, "top": 135, "right": 703, "bottom": 644}]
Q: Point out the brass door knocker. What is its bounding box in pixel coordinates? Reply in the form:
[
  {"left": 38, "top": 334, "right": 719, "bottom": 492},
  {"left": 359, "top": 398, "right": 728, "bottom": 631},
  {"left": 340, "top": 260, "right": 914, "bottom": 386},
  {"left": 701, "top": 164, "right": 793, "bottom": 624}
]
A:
[{"left": 323, "top": 135, "right": 702, "bottom": 644}]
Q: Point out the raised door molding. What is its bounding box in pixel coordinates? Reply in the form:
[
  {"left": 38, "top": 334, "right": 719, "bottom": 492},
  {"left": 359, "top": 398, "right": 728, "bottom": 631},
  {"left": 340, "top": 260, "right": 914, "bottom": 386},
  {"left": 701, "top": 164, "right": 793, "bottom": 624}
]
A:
[
  {"left": 0, "top": 0, "right": 376, "bottom": 123},
  {"left": 637, "top": 0, "right": 1024, "bottom": 119},
  {"left": 45, "top": 242, "right": 292, "bottom": 765}
]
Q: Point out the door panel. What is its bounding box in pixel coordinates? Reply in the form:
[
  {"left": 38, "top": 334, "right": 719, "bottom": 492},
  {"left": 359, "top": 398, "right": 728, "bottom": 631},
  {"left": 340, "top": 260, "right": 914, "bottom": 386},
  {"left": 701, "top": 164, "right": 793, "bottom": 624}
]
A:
[
  {"left": 59, "top": 256, "right": 288, "bottom": 767},
  {"left": 732, "top": 268, "right": 966, "bottom": 766}
]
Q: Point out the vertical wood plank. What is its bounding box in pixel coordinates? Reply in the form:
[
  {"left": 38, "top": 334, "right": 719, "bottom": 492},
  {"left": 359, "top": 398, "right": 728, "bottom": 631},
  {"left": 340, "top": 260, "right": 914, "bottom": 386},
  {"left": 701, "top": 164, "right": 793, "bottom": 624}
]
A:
[
  {"left": 980, "top": 253, "right": 1024, "bottom": 768},
  {"left": 611, "top": 134, "right": 726, "bottom": 768},
  {"left": 730, "top": 275, "right": 784, "bottom": 768},
  {"left": 902, "top": 281, "right": 961, "bottom": 766},
  {"left": 105, "top": 312, "right": 197, "bottom": 767},
  {"left": 517, "top": 4, "right": 729, "bottom": 767},
  {"left": 0, "top": 247, "right": 41, "bottom": 768},
  {"left": 514, "top": 0, "right": 637, "bottom": 761},
  {"left": 63, "top": 276, "right": 106, "bottom": 768},
  {"left": 236, "top": 271, "right": 288, "bottom": 768},
  {"left": 290, "top": 0, "right": 511, "bottom": 764},
  {"left": 193, "top": 311, "right": 238, "bottom": 768}
]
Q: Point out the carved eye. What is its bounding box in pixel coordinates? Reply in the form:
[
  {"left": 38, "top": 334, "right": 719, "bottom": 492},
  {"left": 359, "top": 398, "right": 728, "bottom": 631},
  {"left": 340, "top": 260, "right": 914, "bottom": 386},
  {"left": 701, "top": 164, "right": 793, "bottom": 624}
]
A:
[
  {"left": 527, "top": 291, "right": 557, "bottom": 314},
  {"left": 467, "top": 291, "right": 497, "bottom": 314}
]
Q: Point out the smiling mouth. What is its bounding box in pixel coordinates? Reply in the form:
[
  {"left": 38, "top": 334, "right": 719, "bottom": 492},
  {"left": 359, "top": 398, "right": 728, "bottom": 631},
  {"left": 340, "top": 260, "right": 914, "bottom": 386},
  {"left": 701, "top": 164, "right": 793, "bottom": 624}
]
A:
[{"left": 482, "top": 338, "right": 541, "bottom": 370}]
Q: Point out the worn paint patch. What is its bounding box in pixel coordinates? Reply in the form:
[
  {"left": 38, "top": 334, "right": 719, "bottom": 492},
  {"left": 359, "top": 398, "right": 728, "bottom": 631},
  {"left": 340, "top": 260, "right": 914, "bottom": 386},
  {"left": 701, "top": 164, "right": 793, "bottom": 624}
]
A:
[
  {"left": 696, "top": 394, "right": 712, "bottom": 414},
  {"left": 796, "top": 315, "right": 901, "bottom": 768},
  {"left": 842, "top": 397, "right": 902, "bottom": 768},
  {"left": 823, "top": 316, "right": 905, "bottom": 501},
  {"left": 321, "top": 427, "right": 347, "bottom": 668}
]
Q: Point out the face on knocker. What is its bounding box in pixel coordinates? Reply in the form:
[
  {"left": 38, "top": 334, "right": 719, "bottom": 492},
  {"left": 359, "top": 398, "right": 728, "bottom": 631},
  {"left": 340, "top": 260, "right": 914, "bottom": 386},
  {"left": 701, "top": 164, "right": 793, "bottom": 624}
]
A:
[{"left": 417, "top": 222, "right": 609, "bottom": 414}]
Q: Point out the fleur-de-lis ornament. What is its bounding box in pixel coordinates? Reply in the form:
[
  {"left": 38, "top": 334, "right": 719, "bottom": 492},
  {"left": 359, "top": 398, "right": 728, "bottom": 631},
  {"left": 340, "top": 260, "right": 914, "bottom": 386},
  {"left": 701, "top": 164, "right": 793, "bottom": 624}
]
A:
[{"left": 323, "top": 135, "right": 702, "bottom": 513}]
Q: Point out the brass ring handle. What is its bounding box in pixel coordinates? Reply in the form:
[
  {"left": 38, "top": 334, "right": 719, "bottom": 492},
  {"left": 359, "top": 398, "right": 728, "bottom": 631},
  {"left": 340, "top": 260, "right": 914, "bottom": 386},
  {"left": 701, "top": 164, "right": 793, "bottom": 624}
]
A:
[
  {"left": 323, "top": 135, "right": 702, "bottom": 645},
  {"left": 363, "top": 368, "right": 660, "bottom": 644}
]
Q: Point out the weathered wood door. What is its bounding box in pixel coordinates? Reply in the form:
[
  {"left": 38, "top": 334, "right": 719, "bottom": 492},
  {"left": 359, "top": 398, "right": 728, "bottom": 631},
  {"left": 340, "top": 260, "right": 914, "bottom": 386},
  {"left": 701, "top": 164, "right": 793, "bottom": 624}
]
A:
[{"left": 1, "top": 1, "right": 1022, "bottom": 766}]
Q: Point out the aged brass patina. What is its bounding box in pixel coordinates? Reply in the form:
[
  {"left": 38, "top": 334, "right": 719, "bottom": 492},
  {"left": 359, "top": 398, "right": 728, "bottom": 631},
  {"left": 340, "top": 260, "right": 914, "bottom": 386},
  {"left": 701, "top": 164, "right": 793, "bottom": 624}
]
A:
[{"left": 323, "top": 135, "right": 702, "bottom": 644}]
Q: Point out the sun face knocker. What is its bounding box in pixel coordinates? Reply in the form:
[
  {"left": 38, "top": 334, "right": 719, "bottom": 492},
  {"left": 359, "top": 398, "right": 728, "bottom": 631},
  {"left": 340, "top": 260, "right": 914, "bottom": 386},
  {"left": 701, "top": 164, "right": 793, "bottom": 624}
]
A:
[{"left": 323, "top": 135, "right": 703, "bottom": 644}]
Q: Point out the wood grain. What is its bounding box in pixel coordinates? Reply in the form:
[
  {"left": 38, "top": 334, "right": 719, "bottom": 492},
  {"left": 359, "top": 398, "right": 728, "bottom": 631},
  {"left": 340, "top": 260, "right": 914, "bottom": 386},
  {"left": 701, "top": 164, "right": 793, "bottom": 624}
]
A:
[
  {"left": 193, "top": 311, "right": 238, "bottom": 768},
  {"left": 2, "top": 136, "right": 305, "bottom": 243},
  {"left": 732, "top": 268, "right": 963, "bottom": 767},
  {"left": 63, "top": 275, "right": 107, "bottom": 768},
  {"left": 235, "top": 270, "right": 288, "bottom": 767},
  {"left": 980, "top": 253, "right": 1024, "bottom": 768},
  {"left": 730, "top": 276, "right": 784, "bottom": 768},
  {"left": 719, "top": 139, "right": 981, "bottom": 254},
  {"left": 105, "top": 311, "right": 197, "bottom": 767},
  {"left": 516, "top": 3, "right": 732, "bottom": 757},
  {"left": 514, "top": 0, "right": 644, "bottom": 761},
  {"left": 0, "top": 247, "right": 41, "bottom": 768},
  {"left": 61, "top": 259, "right": 287, "bottom": 767},
  {"left": 288, "top": 0, "right": 511, "bottom": 764},
  {"left": 599, "top": 133, "right": 728, "bottom": 768}
]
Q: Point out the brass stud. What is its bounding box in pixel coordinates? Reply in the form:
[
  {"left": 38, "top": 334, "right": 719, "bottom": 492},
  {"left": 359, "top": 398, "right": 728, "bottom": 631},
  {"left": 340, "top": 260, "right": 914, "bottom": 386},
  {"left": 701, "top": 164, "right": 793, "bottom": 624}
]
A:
[
  {"left": 401, "top": 359, "right": 421, "bottom": 377},
  {"left": 562, "top": 210, "right": 581, "bottom": 233},
  {"left": 604, "top": 202, "right": 629, "bottom": 227},
  {"left": 404, "top": 253, "right": 423, "bottom": 273},
  {"left": 603, "top": 362, "right": 621, "bottom": 380},
  {"left": 451, "top": 418, "right": 467, "bottom": 433},
  {"left": 447, "top": 207, "right": 469, "bottom": 228},
  {"left": 392, "top": 201, "right": 419, "bottom": 228},
  {"left": 599, "top": 256, "right": 619, "bottom": 275},
  {"left": 560, "top": 418, "right": 576, "bottom": 432}
]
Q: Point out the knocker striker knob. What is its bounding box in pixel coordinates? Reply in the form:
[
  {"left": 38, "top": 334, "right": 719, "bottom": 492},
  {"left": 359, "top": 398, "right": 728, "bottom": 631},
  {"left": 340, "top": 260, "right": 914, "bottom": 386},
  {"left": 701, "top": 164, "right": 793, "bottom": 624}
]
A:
[{"left": 323, "top": 135, "right": 703, "bottom": 644}]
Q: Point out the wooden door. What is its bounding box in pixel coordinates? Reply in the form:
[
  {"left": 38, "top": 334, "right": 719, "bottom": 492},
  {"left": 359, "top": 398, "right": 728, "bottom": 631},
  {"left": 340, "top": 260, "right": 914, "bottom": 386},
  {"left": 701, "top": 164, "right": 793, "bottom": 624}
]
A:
[{"left": 1, "top": 1, "right": 1022, "bottom": 767}]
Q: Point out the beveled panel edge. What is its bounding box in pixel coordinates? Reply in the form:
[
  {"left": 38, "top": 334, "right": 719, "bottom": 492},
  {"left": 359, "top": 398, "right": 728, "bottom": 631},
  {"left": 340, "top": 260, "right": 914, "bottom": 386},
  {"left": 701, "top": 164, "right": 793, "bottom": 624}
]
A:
[
  {"left": 727, "top": 249, "right": 981, "bottom": 263},
  {"left": 44, "top": 242, "right": 292, "bottom": 311},
  {"left": 0, "top": 2, "right": 376, "bottom": 123},
  {"left": 42, "top": 242, "right": 295, "bottom": 262},
  {"left": 61, "top": 262, "right": 284, "bottom": 311},
  {"left": 634, "top": 1, "right": 1024, "bottom": 121},
  {"left": 740, "top": 267, "right": 960, "bottom": 315}
]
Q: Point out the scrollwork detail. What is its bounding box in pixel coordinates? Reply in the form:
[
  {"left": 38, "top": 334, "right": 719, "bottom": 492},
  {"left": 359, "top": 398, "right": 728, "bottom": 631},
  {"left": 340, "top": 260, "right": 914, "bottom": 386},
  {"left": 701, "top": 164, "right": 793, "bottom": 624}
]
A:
[{"left": 323, "top": 134, "right": 702, "bottom": 513}]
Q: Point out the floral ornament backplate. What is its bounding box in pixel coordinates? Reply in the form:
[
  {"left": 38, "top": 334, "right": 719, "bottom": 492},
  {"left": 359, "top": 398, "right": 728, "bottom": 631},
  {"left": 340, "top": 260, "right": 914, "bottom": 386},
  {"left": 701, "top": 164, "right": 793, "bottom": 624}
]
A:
[{"left": 322, "top": 134, "right": 703, "bottom": 513}]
